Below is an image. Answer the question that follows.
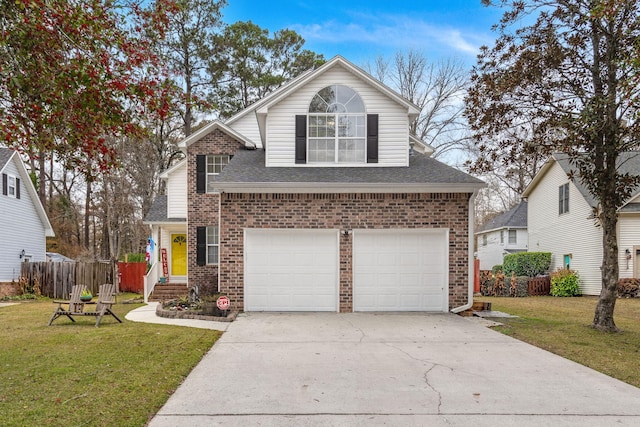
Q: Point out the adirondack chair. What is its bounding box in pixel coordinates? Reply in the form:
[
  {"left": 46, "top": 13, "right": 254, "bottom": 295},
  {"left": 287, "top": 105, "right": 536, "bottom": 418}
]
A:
[
  {"left": 48, "top": 283, "right": 122, "bottom": 327},
  {"left": 48, "top": 285, "right": 90, "bottom": 326},
  {"left": 92, "top": 283, "right": 122, "bottom": 327}
]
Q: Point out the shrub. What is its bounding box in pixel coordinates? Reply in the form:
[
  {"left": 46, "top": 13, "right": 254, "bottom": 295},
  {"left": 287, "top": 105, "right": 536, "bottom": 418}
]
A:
[
  {"left": 121, "top": 253, "right": 146, "bottom": 262},
  {"left": 617, "top": 278, "right": 640, "bottom": 298},
  {"left": 550, "top": 269, "right": 581, "bottom": 297},
  {"left": 492, "top": 264, "right": 503, "bottom": 274},
  {"left": 480, "top": 272, "right": 528, "bottom": 297},
  {"left": 503, "top": 252, "right": 551, "bottom": 277}
]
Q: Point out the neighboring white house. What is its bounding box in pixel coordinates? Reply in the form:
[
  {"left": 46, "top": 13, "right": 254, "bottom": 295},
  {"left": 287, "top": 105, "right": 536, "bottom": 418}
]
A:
[
  {"left": 475, "top": 201, "right": 528, "bottom": 270},
  {"left": 0, "top": 148, "right": 55, "bottom": 282},
  {"left": 523, "top": 152, "right": 640, "bottom": 295}
]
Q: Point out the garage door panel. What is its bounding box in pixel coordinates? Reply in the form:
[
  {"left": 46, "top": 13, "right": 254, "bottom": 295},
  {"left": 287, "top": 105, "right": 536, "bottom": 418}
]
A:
[
  {"left": 354, "top": 230, "right": 448, "bottom": 312},
  {"left": 245, "top": 229, "right": 339, "bottom": 311}
]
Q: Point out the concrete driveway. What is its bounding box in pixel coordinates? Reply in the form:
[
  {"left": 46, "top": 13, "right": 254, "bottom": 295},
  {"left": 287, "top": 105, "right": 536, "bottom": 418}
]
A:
[{"left": 149, "top": 313, "right": 640, "bottom": 426}]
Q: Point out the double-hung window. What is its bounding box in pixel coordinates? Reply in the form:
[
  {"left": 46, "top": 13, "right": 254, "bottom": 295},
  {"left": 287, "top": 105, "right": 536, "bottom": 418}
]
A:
[
  {"left": 2, "top": 173, "right": 18, "bottom": 198},
  {"left": 207, "top": 226, "right": 219, "bottom": 264},
  {"left": 206, "top": 155, "right": 230, "bottom": 193},
  {"left": 559, "top": 183, "right": 569, "bottom": 214},
  {"left": 7, "top": 175, "right": 16, "bottom": 197},
  {"left": 508, "top": 229, "right": 517, "bottom": 244},
  {"left": 308, "top": 85, "right": 366, "bottom": 163}
]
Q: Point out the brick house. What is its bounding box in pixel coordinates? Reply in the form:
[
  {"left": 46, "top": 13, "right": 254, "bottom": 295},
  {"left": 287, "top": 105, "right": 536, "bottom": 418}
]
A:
[{"left": 144, "top": 56, "right": 485, "bottom": 312}]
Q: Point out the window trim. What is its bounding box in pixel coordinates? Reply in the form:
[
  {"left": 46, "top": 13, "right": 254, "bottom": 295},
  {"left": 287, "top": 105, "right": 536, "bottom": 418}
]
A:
[
  {"left": 482, "top": 234, "right": 487, "bottom": 247},
  {"left": 508, "top": 229, "right": 517, "bottom": 245}
]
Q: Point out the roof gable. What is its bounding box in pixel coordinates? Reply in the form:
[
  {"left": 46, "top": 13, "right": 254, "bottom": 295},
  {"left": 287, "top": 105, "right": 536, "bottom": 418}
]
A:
[
  {"left": 523, "top": 152, "right": 640, "bottom": 209},
  {"left": 0, "top": 148, "right": 54, "bottom": 236},
  {"left": 225, "top": 56, "right": 422, "bottom": 148},
  {"left": 477, "top": 201, "right": 528, "bottom": 234},
  {"left": 178, "top": 120, "right": 256, "bottom": 151}
]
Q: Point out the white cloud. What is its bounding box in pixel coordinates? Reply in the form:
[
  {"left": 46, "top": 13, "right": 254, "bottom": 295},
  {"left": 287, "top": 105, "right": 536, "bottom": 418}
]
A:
[{"left": 292, "top": 12, "right": 491, "bottom": 58}]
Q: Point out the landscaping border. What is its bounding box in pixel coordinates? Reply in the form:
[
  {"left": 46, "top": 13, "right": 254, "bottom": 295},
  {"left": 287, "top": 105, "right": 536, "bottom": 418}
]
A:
[{"left": 155, "top": 303, "right": 237, "bottom": 322}]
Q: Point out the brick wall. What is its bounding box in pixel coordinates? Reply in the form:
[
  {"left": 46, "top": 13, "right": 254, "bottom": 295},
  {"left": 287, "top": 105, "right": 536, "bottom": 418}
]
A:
[
  {"left": 187, "top": 128, "right": 245, "bottom": 290},
  {"left": 220, "top": 192, "right": 472, "bottom": 312}
]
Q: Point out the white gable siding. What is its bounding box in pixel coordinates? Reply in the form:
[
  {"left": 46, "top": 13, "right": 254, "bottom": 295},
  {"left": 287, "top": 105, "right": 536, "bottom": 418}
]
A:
[
  {"left": 0, "top": 159, "right": 47, "bottom": 281},
  {"left": 477, "top": 230, "right": 505, "bottom": 270},
  {"left": 265, "top": 67, "right": 409, "bottom": 167},
  {"left": 228, "top": 113, "right": 262, "bottom": 148},
  {"left": 527, "top": 162, "right": 602, "bottom": 295},
  {"left": 166, "top": 162, "right": 187, "bottom": 218},
  {"left": 618, "top": 214, "right": 640, "bottom": 280}
]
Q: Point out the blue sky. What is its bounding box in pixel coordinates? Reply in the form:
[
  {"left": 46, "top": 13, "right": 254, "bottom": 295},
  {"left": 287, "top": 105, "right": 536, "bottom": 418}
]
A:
[{"left": 222, "top": 0, "right": 504, "bottom": 70}]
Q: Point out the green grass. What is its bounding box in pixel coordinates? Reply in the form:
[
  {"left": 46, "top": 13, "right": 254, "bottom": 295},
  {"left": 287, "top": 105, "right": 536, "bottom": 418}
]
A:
[
  {"left": 0, "top": 295, "right": 221, "bottom": 427},
  {"left": 477, "top": 295, "right": 640, "bottom": 388}
]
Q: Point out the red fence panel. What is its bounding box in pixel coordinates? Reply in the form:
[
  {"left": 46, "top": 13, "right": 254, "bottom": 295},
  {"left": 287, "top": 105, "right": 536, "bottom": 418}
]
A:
[{"left": 118, "top": 262, "right": 146, "bottom": 293}]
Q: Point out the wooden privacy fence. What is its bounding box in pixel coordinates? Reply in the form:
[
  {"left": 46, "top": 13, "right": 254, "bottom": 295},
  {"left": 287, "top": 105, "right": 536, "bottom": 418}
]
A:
[
  {"left": 528, "top": 276, "right": 551, "bottom": 296},
  {"left": 21, "top": 262, "right": 117, "bottom": 299},
  {"left": 118, "top": 262, "right": 146, "bottom": 293}
]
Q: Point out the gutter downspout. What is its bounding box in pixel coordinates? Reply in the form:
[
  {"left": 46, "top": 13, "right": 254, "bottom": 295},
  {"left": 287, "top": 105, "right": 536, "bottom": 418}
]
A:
[{"left": 451, "top": 190, "right": 479, "bottom": 313}]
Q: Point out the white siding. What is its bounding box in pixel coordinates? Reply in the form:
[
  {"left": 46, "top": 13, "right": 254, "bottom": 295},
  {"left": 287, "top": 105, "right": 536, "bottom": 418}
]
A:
[
  {"left": 166, "top": 162, "right": 187, "bottom": 219},
  {"left": 0, "top": 159, "right": 47, "bottom": 281},
  {"left": 476, "top": 228, "right": 528, "bottom": 270},
  {"left": 527, "top": 162, "right": 603, "bottom": 295},
  {"left": 228, "top": 113, "right": 262, "bottom": 148},
  {"left": 476, "top": 230, "right": 505, "bottom": 270},
  {"left": 264, "top": 67, "right": 410, "bottom": 167},
  {"left": 618, "top": 214, "right": 640, "bottom": 280}
]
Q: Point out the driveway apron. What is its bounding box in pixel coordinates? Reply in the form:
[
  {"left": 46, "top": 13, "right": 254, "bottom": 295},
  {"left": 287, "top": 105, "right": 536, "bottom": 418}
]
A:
[{"left": 149, "top": 312, "right": 640, "bottom": 426}]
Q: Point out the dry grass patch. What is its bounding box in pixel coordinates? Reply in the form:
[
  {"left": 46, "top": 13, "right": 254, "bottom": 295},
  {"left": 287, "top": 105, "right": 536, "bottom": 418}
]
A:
[
  {"left": 0, "top": 296, "right": 221, "bottom": 427},
  {"left": 477, "top": 296, "right": 640, "bottom": 388}
]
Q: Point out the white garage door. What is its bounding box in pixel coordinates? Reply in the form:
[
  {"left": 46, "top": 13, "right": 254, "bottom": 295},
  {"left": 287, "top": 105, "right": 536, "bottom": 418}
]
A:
[
  {"left": 353, "top": 230, "right": 449, "bottom": 312},
  {"left": 244, "top": 229, "right": 339, "bottom": 311}
]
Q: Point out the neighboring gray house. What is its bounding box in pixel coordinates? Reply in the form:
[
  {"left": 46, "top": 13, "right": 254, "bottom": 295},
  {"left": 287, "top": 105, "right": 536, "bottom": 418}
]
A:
[
  {"left": 475, "top": 201, "right": 528, "bottom": 270},
  {"left": 0, "top": 148, "right": 55, "bottom": 282},
  {"left": 523, "top": 152, "right": 640, "bottom": 295},
  {"left": 144, "top": 56, "right": 486, "bottom": 312}
]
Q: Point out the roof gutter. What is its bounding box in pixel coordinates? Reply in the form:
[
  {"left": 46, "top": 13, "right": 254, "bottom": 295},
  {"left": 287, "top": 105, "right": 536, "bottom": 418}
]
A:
[
  {"left": 451, "top": 189, "right": 479, "bottom": 314},
  {"left": 214, "top": 182, "right": 486, "bottom": 194}
]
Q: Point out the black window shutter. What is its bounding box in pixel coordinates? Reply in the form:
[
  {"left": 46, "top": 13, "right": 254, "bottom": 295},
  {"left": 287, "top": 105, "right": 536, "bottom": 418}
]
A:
[
  {"left": 196, "top": 226, "right": 207, "bottom": 266},
  {"left": 196, "top": 155, "right": 206, "bottom": 193},
  {"left": 295, "top": 115, "right": 307, "bottom": 164},
  {"left": 367, "top": 114, "right": 378, "bottom": 163},
  {"left": 15, "top": 178, "right": 20, "bottom": 199},
  {"left": 2, "top": 174, "right": 6, "bottom": 196}
]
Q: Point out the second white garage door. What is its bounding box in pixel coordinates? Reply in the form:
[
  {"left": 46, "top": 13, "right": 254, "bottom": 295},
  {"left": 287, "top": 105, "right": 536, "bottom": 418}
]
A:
[
  {"left": 353, "top": 229, "right": 449, "bottom": 312},
  {"left": 244, "top": 229, "right": 339, "bottom": 311}
]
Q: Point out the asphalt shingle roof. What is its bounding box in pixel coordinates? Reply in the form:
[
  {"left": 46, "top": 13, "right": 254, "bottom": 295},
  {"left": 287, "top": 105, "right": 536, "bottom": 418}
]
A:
[
  {"left": 477, "top": 201, "right": 528, "bottom": 233},
  {"left": 555, "top": 152, "right": 640, "bottom": 208},
  {"left": 0, "top": 147, "right": 13, "bottom": 171},
  {"left": 214, "top": 149, "right": 484, "bottom": 186},
  {"left": 144, "top": 195, "right": 186, "bottom": 223}
]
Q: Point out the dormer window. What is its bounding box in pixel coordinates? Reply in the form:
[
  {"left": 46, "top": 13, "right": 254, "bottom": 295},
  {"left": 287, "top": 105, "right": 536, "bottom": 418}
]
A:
[{"left": 308, "top": 85, "right": 366, "bottom": 164}]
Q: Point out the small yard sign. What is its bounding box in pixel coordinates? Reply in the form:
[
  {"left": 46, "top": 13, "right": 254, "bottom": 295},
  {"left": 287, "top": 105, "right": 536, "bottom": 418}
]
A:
[{"left": 217, "top": 296, "right": 230, "bottom": 310}]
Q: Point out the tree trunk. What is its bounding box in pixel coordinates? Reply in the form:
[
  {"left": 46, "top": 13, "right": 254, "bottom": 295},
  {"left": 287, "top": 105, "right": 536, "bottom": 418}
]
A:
[
  {"left": 592, "top": 200, "right": 619, "bottom": 332},
  {"left": 84, "top": 180, "right": 92, "bottom": 250}
]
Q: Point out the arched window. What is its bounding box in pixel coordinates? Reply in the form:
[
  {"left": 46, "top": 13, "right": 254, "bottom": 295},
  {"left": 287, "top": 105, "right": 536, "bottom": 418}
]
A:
[{"left": 307, "top": 85, "right": 366, "bottom": 163}]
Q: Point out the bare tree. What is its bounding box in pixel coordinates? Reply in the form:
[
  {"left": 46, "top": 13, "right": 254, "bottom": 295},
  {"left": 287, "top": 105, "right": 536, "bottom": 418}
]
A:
[{"left": 365, "top": 50, "right": 469, "bottom": 159}]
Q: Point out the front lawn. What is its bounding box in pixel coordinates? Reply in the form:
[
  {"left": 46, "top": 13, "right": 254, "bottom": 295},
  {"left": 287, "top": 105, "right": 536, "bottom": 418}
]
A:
[
  {"left": 477, "top": 295, "right": 640, "bottom": 388},
  {"left": 0, "top": 296, "right": 221, "bottom": 427}
]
